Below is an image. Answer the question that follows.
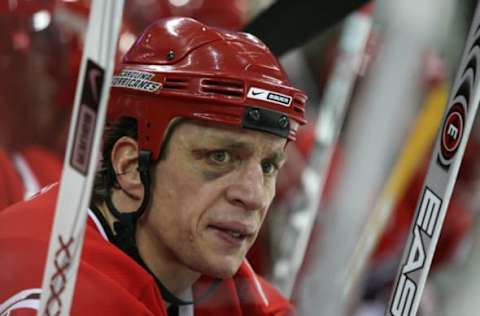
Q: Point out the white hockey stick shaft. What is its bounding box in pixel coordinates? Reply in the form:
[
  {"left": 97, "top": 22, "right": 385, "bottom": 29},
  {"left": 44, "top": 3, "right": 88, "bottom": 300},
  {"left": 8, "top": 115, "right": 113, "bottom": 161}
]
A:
[
  {"left": 344, "top": 83, "right": 448, "bottom": 299},
  {"left": 271, "top": 7, "right": 373, "bottom": 298},
  {"left": 37, "top": 1, "right": 124, "bottom": 315},
  {"left": 387, "top": 2, "right": 480, "bottom": 316}
]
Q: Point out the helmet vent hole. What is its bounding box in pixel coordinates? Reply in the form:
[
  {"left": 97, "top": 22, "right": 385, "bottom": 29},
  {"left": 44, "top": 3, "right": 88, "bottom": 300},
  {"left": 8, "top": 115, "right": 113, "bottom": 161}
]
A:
[
  {"left": 163, "top": 77, "right": 189, "bottom": 90},
  {"left": 200, "top": 78, "right": 244, "bottom": 98},
  {"left": 293, "top": 98, "right": 305, "bottom": 113}
]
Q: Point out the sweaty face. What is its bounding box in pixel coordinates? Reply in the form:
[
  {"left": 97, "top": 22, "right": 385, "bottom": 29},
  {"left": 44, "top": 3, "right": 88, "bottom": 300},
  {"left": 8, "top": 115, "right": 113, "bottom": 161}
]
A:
[{"left": 140, "top": 121, "right": 287, "bottom": 278}]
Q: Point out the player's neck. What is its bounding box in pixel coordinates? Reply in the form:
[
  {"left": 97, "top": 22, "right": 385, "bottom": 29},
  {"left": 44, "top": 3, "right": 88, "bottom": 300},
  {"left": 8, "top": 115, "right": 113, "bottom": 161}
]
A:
[
  {"left": 96, "top": 194, "right": 200, "bottom": 295},
  {"left": 136, "top": 221, "right": 201, "bottom": 295}
]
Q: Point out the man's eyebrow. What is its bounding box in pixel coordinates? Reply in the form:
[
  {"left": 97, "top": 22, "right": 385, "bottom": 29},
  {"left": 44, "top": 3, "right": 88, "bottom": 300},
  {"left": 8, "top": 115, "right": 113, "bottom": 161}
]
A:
[
  {"left": 210, "top": 137, "right": 252, "bottom": 151},
  {"left": 206, "top": 135, "right": 286, "bottom": 160},
  {"left": 269, "top": 151, "right": 287, "bottom": 163}
]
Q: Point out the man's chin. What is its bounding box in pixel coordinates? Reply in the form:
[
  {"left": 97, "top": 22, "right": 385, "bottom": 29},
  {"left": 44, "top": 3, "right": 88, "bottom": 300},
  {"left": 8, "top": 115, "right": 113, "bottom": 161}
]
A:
[{"left": 202, "top": 257, "right": 243, "bottom": 279}]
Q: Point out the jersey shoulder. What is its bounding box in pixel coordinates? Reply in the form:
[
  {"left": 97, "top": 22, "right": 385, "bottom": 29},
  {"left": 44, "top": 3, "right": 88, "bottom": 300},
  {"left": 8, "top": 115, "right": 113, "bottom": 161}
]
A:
[
  {"left": 20, "top": 146, "right": 62, "bottom": 187},
  {"left": 0, "top": 185, "right": 167, "bottom": 315},
  {"left": 0, "top": 182, "right": 58, "bottom": 240},
  {"left": 194, "top": 260, "right": 295, "bottom": 316},
  {"left": 0, "top": 149, "right": 24, "bottom": 211}
]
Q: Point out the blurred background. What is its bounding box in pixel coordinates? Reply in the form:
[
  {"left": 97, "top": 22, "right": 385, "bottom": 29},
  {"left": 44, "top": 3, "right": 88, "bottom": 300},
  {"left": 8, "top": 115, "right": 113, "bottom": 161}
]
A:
[{"left": 1, "top": 0, "right": 480, "bottom": 315}]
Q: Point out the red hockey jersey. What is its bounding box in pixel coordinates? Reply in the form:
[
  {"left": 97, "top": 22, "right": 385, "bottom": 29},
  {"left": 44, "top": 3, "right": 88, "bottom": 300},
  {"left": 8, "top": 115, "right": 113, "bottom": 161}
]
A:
[
  {"left": 0, "top": 184, "right": 294, "bottom": 315},
  {"left": 0, "top": 146, "right": 62, "bottom": 211}
]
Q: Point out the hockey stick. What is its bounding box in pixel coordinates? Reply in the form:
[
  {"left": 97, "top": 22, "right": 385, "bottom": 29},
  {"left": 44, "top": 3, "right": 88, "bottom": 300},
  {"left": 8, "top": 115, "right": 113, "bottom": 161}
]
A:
[
  {"left": 386, "top": 2, "right": 480, "bottom": 315},
  {"left": 270, "top": 6, "right": 373, "bottom": 298},
  {"left": 344, "top": 82, "right": 448, "bottom": 299},
  {"left": 243, "top": 0, "right": 370, "bottom": 56},
  {"left": 294, "top": 0, "right": 455, "bottom": 314},
  {"left": 37, "top": 1, "right": 124, "bottom": 315}
]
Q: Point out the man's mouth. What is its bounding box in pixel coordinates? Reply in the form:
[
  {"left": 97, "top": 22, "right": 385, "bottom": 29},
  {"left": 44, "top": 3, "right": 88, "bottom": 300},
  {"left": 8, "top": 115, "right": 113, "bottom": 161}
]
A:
[
  {"left": 207, "top": 222, "right": 255, "bottom": 246},
  {"left": 210, "top": 226, "right": 248, "bottom": 239}
]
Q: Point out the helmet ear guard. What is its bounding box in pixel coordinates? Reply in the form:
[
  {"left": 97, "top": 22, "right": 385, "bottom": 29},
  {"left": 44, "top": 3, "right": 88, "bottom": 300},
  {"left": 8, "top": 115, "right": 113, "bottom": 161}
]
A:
[{"left": 108, "top": 17, "right": 307, "bottom": 162}]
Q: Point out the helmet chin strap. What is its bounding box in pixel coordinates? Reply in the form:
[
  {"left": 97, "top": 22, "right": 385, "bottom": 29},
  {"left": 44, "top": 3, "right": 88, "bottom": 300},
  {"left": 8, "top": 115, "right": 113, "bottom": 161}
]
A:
[{"left": 104, "top": 150, "right": 221, "bottom": 306}]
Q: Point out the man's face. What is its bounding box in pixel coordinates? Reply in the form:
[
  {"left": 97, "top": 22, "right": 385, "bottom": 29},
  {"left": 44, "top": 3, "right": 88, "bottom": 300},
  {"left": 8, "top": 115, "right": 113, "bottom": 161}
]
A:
[{"left": 139, "top": 121, "right": 287, "bottom": 278}]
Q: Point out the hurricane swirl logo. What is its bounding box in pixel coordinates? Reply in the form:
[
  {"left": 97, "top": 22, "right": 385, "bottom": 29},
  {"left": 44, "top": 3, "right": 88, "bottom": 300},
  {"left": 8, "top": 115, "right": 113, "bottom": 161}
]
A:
[
  {"left": 440, "top": 103, "right": 465, "bottom": 161},
  {"left": 436, "top": 23, "right": 480, "bottom": 170}
]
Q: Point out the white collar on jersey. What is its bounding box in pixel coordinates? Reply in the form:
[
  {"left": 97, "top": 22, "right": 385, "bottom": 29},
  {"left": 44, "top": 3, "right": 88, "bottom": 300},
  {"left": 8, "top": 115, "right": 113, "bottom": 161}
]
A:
[
  {"left": 12, "top": 153, "right": 40, "bottom": 200},
  {"left": 87, "top": 208, "right": 109, "bottom": 241},
  {"left": 167, "top": 287, "right": 194, "bottom": 316}
]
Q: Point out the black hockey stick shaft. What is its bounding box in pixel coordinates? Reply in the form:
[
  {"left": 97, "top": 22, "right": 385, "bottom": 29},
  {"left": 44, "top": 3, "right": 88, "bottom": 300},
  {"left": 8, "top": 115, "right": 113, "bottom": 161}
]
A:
[{"left": 244, "top": 0, "right": 370, "bottom": 56}]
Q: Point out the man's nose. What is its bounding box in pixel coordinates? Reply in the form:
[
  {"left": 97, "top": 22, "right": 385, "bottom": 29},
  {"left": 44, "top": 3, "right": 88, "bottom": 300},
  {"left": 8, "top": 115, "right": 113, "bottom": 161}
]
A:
[{"left": 225, "top": 160, "right": 269, "bottom": 211}]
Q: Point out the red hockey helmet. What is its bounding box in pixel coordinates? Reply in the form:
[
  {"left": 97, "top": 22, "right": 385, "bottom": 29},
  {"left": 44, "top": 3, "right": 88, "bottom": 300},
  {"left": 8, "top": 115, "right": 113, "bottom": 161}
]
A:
[{"left": 108, "top": 17, "right": 307, "bottom": 161}]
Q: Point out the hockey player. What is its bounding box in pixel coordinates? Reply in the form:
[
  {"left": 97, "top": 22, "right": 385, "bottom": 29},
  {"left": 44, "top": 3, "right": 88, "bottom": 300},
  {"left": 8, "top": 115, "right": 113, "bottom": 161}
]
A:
[
  {"left": 0, "top": 17, "right": 307, "bottom": 315},
  {"left": 0, "top": 0, "right": 77, "bottom": 210}
]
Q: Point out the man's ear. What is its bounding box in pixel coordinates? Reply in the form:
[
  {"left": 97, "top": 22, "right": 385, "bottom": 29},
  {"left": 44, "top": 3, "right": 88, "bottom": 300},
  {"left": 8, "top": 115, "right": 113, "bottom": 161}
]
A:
[{"left": 110, "top": 136, "right": 143, "bottom": 200}]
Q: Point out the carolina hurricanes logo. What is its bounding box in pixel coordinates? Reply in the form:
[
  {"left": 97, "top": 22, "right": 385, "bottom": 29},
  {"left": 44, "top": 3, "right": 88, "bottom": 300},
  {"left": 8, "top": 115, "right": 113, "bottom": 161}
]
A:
[
  {"left": 0, "top": 289, "right": 40, "bottom": 316},
  {"left": 435, "top": 23, "right": 479, "bottom": 171},
  {"left": 440, "top": 103, "right": 465, "bottom": 161}
]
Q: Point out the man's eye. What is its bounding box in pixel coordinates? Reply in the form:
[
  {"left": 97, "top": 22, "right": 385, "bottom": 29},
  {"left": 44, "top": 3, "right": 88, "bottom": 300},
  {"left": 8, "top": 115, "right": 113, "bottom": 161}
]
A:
[
  {"left": 209, "top": 151, "right": 231, "bottom": 163},
  {"left": 261, "top": 160, "right": 278, "bottom": 175}
]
